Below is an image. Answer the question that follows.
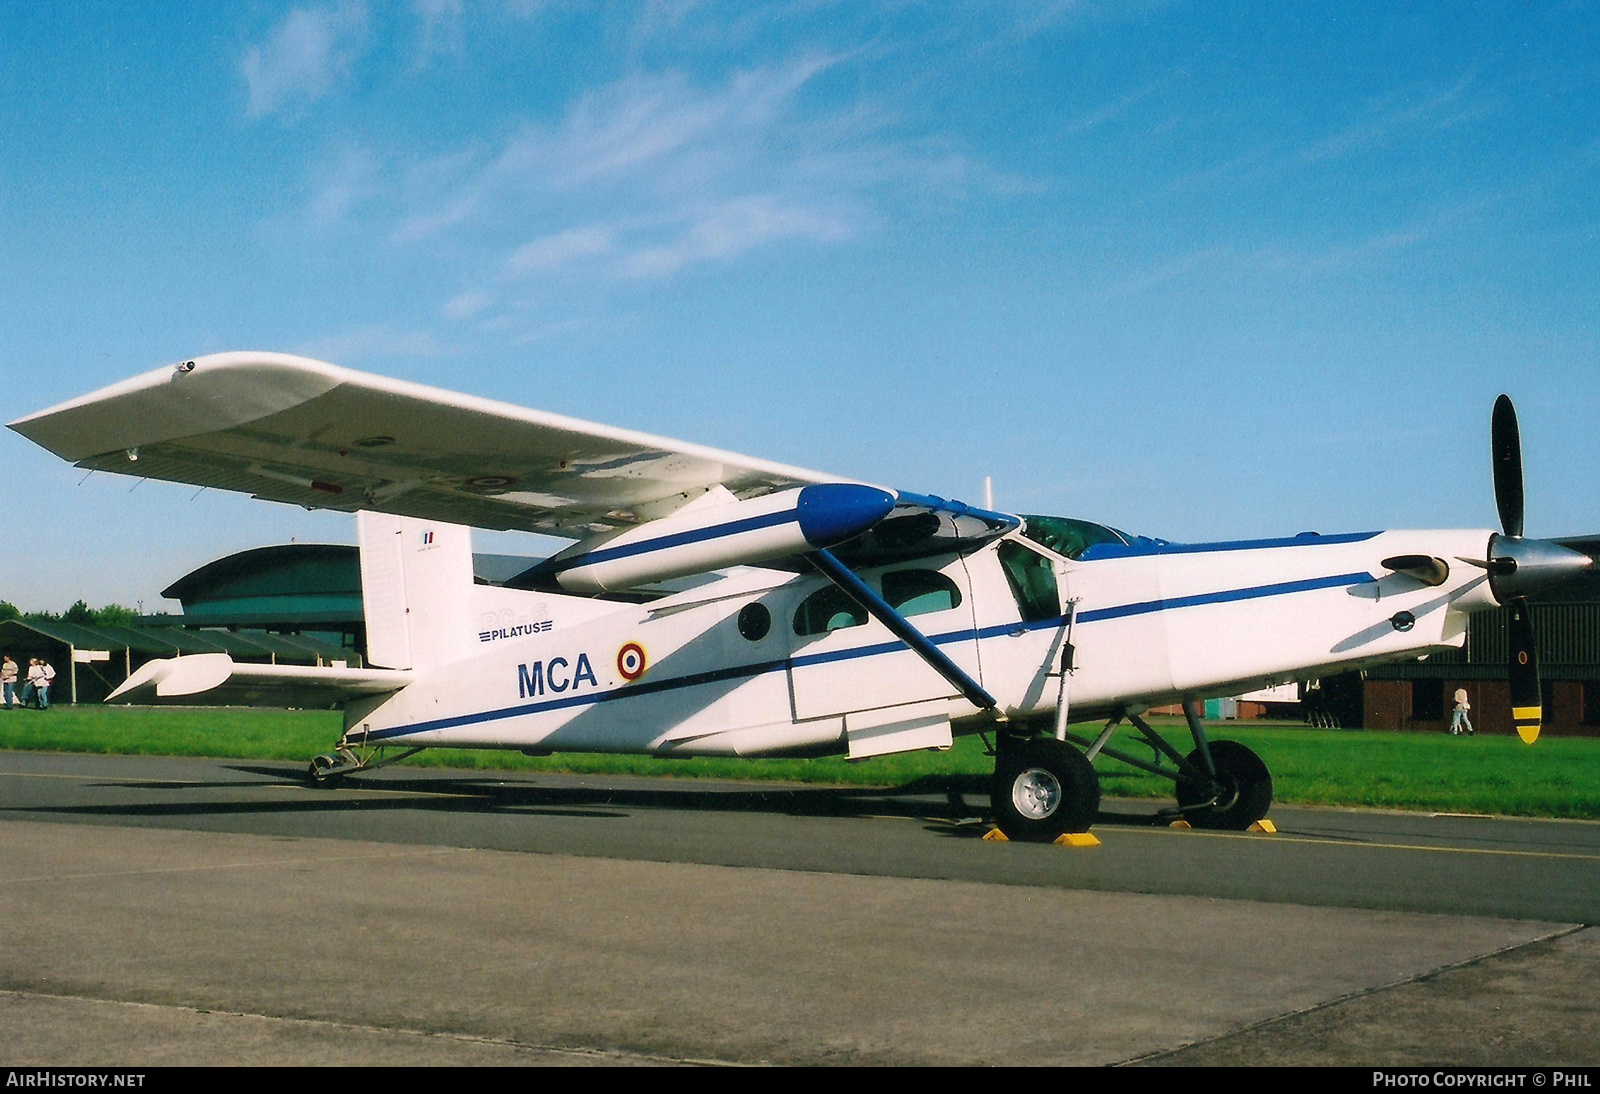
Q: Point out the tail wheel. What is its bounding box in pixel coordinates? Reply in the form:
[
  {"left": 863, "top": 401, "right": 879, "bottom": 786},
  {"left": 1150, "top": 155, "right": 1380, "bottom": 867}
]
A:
[
  {"left": 305, "top": 753, "right": 343, "bottom": 786},
  {"left": 1175, "top": 739, "right": 1272, "bottom": 830},
  {"left": 991, "top": 738, "right": 1100, "bottom": 841}
]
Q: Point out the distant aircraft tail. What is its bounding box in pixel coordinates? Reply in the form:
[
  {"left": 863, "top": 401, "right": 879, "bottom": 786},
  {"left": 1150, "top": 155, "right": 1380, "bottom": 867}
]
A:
[{"left": 357, "top": 511, "right": 477, "bottom": 670}]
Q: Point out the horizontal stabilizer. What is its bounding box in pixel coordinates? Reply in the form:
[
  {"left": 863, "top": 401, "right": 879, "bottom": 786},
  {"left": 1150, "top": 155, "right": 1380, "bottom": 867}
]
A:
[{"left": 107, "top": 653, "right": 412, "bottom": 708}]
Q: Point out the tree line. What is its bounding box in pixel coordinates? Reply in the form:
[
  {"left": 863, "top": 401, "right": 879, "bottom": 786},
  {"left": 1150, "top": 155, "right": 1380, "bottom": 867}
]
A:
[{"left": 0, "top": 601, "right": 138, "bottom": 628}]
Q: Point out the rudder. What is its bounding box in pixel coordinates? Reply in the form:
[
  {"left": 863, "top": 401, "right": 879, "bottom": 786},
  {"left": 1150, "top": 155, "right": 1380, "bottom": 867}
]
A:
[{"left": 357, "top": 511, "right": 476, "bottom": 669}]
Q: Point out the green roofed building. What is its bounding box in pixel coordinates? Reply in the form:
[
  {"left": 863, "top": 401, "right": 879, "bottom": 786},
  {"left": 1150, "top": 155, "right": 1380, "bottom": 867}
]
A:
[
  {"left": 139, "top": 544, "right": 538, "bottom": 659},
  {"left": 143, "top": 544, "right": 366, "bottom": 653},
  {"left": 4, "top": 543, "right": 539, "bottom": 704}
]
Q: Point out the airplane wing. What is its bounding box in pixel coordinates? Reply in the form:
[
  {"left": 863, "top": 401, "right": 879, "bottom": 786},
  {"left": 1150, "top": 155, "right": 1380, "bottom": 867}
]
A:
[
  {"left": 10, "top": 352, "right": 842, "bottom": 535},
  {"left": 107, "top": 653, "right": 412, "bottom": 708}
]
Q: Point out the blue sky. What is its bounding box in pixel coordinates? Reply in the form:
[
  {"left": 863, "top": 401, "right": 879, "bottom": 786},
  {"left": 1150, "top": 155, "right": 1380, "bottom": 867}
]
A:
[{"left": 2, "top": 2, "right": 1597, "bottom": 611}]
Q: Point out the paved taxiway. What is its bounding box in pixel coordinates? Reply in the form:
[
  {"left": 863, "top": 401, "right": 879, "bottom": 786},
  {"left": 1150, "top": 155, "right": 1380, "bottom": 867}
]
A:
[{"left": 1, "top": 751, "right": 1596, "bottom": 1065}]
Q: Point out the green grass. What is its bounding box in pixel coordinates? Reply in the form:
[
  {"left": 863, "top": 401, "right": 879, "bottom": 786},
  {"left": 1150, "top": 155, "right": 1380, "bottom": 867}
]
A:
[{"left": 2, "top": 706, "right": 1598, "bottom": 819}]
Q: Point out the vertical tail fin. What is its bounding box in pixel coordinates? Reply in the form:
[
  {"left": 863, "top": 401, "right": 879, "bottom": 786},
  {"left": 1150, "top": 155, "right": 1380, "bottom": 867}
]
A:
[{"left": 357, "top": 511, "right": 476, "bottom": 669}]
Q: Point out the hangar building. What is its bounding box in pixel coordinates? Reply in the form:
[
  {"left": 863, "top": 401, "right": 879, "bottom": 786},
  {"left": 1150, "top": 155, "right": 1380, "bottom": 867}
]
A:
[
  {"left": 7, "top": 544, "right": 534, "bottom": 704},
  {"left": 1328, "top": 576, "right": 1600, "bottom": 737}
]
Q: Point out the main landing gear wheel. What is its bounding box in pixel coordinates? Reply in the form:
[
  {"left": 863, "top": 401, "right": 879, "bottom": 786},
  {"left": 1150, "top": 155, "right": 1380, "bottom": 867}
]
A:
[
  {"left": 1175, "top": 739, "right": 1272, "bottom": 830},
  {"left": 990, "top": 737, "right": 1100, "bottom": 842}
]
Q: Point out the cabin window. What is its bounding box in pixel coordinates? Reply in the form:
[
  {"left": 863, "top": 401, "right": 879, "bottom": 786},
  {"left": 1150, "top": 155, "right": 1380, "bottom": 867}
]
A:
[
  {"left": 793, "top": 585, "right": 867, "bottom": 636},
  {"left": 882, "top": 569, "right": 961, "bottom": 618},
  {"left": 996, "top": 540, "right": 1061, "bottom": 623},
  {"left": 737, "top": 602, "right": 771, "bottom": 641}
]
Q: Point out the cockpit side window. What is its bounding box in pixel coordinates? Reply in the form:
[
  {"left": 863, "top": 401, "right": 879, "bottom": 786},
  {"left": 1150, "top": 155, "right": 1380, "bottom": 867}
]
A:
[
  {"left": 996, "top": 540, "right": 1061, "bottom": 623},
  {"left": 1019, "top": 515, "right": 1130, "bottom": 560}
]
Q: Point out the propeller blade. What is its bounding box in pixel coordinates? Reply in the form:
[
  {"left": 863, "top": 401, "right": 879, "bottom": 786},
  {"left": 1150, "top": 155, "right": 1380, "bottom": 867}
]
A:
[
  {"left": 1506, "top": 597, "right": 1541, "bottom": 744},
  {"left": 1492, "top": 394, "right": 1525, "bottom": 538},
  {"left": 1455, "top": 555, "right": 1517, "bottom": 577}
]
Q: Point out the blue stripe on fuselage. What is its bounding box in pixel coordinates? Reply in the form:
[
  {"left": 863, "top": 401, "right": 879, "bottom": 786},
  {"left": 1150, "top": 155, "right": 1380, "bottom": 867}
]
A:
[
  {"left": 1073, "top": 571, "right": 1374, "bottom": 624},
  {"left": 1079, "top": 530, "right": 1380, "bottom": 561},
  {"left": 363, "top": 567, "right": 1378, "bottom": 743}
]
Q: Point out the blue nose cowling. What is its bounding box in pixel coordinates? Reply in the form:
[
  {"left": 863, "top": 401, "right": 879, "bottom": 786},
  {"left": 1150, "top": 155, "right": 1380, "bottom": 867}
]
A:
[{"left": 796, "top": 484, "right": 897, "bottom": 548}]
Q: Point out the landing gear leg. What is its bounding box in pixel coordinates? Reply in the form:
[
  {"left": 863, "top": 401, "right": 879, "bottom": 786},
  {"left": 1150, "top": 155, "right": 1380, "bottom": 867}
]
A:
[
  {"left": 990, "top": 736, "right": 1100, "bottom": 841},
  {"left": 1172, "top": 702, "right": 1272, "bottom": 830},
  {"left": 304, "top": 740, "right": 426, "bottom": 784}
]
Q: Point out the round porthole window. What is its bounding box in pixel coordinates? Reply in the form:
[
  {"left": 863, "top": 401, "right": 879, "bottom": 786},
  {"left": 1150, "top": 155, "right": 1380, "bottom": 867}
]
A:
[{"left": 737, "top": 602, "right": 771, "bottom": 641}]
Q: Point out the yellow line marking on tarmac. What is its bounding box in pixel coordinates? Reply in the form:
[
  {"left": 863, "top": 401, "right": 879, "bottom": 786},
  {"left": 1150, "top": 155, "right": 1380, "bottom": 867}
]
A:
[
  {"left": 0, "top": 846, "right": 471, "bottom": 886},
  {"left": 1118, "top": 825, "right": 1600, "bottom": 863},
  {"left": 0, "top": 771, "right": 191, "bottom": 783},
  {"left": 0, "top": 769, "right": 486, "bottom": 801},
  {"left": 7, "top": 768, "right": 1599, "bottom": 862}
]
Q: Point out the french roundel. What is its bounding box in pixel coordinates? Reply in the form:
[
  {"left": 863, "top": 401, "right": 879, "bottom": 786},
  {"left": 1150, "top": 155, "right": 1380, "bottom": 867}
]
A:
[{"left": 617, "top": 642, "right": 647, "bottom": 681}]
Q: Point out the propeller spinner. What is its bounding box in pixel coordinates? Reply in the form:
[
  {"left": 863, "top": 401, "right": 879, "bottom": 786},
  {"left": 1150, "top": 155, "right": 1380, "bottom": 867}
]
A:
[{"left": 1460, "top": 396, "right": 1594, "bottom": 743}]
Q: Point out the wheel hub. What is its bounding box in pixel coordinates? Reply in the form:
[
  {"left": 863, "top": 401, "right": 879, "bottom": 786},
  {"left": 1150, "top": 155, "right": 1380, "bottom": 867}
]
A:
[
  {"left": 1210, "top": 773, "right": 1240, "bottom": 811},
  {"left": 1011, "top": 767, "right": 1062, "bottom": 820}
]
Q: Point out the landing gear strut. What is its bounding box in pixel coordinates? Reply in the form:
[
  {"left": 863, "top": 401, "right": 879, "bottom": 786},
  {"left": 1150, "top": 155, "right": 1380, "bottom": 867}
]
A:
[
  {"left": 989, "top": 736, "right": 1100, "bottom": 841},
  {"left": 1175, "top": 739, "right": 1273, "bottom": 830},
  {"left": 1045, "top": 701, "right": 1274, "bottom": 832},
  {"left": 304, "top": 741, "right": 425, "bottom": 784}
]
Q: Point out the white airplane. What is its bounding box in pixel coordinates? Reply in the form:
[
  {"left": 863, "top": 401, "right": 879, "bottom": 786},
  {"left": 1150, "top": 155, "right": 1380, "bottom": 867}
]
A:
[{"left": 12, "top": 353, "right": 1596, "bottom": 840}]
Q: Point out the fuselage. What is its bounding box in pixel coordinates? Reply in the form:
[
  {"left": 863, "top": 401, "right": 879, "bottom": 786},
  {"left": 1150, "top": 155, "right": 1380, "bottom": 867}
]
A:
[{"left": 344, "top": 525, "right": 1502, "bottom": 759}]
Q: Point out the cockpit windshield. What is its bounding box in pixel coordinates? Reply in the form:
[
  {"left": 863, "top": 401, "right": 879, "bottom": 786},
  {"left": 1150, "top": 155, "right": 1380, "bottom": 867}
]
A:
[{"left": 1019, "top": 515, "right": 1134, "bottom": 560}]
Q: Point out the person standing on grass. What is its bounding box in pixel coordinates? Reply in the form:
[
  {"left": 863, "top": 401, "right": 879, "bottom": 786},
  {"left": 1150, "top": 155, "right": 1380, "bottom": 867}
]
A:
[
  {"left": 36, "top": 658, "right": 54, "bottom": 709},
  {"left": 1, "top": 654, "right": 16, "bottom": 709},
  {"left": 1450, "top": 687, "right": 1474, "bottom": 736},
  {"left": 21, "top": 659, "right": 40, "bottom": 708}
]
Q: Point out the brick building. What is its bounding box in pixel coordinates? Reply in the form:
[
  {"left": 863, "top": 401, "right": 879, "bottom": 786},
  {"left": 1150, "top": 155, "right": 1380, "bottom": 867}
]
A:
[{"left": 1327, "top": 580, "right": 1600, "bottom": 737}]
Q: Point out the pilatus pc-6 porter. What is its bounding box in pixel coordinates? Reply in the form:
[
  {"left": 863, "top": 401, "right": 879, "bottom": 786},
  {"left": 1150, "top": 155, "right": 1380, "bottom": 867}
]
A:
[{"left": 13, "top": 353, "right": 1596, "bottom": 839}]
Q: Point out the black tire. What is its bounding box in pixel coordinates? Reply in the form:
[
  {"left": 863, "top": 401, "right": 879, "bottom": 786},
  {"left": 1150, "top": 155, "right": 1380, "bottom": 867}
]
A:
[
  {"left": 1175, "top": 739, "right": 1272, "bottom": 830},
  {"left": 990, "top": 737, "right": 1100, "bottom": 841},
  {"left": 305, "top": 754, "right": 342, "bottom": 786}
]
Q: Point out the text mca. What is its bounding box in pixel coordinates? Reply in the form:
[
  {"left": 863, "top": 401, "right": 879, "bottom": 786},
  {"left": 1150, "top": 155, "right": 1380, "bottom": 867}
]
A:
[{"left": 517, "top": 654, "right": 598, "bottom": 698}]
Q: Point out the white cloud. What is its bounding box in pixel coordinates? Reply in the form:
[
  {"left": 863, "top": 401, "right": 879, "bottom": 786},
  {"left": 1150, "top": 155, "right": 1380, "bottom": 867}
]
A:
[
  {"left": 386, "top": 57, "right": 922, "bottom": 283},
  {"left": 412, "top": 0, "right": 464, "bottom": 64},
  {"left": 283, "top": 48, "right": 1001, "bottom": 338},
  {"left": 505, "top": 226, "right": 616, "bottom": 274},
  {"left": 1296, "top": 73, "right": 1478, "bottom": 164},
  {"left": 305, "top": 147, "right": 379, "bottom": 228},
  {"left": 242, "top": 3, "right": 370, "bottom": 118},
  {"left": 442, "top": 291, "right": 495, "bottom": 320},
  {"left": 293, "top": 324, "right": 454, "bottom": 363},
  {"left": 618, "top": 196, "right": 852, "bottom": 278}
]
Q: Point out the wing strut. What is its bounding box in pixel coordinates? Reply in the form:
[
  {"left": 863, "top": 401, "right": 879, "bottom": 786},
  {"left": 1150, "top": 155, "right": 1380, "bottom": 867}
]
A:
[{"left": 806, "top": 548, "right": 999, "bottom": 712}]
